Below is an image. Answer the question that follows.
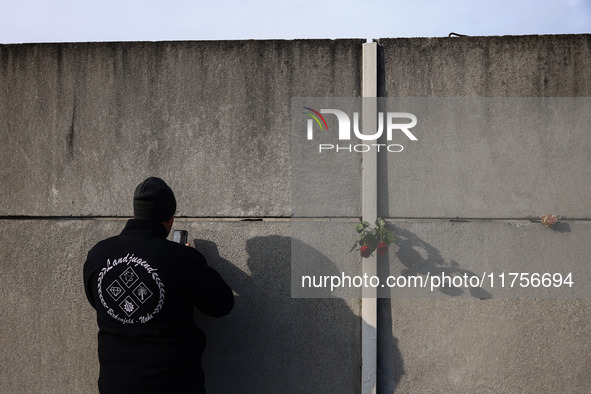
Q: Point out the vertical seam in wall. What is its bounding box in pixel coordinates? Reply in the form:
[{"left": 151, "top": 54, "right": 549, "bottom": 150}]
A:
[{"left": 361, "top": 41, "right": 378, "bottom": 394}]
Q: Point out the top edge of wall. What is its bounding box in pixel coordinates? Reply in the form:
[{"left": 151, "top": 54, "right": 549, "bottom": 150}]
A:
[
  {"left": 0, "top": 38, "right": 369, "bottom": 47},
  {"left": 376, "top": 33, "right": 591, "bottom": 43}
]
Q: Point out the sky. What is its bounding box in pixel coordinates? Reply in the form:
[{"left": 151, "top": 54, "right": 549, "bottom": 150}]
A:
[{"left": 1, "top": 0, "right": 590, "bottom": 44}]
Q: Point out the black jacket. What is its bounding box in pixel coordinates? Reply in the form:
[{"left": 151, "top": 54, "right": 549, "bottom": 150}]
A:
[{"left": 83, "top": 219, "right": 234, "bottom": 393}]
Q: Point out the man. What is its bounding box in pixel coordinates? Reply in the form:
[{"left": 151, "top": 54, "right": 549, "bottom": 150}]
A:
[{"left": 84, "top": 177, "right": 234, "bottom": 393}]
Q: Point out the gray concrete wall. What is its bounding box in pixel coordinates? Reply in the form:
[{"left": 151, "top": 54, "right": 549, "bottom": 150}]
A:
[
  {"left": 1, "top": 34, "right": 591, "bottom": 394},
  {"left": 0, "top": 40, "right": 362, "bottom": 217},
  {"left": 0, "top": 40, "right": 363, "bottom": 393},
  {"left": 377, "top": 35, "right": 591, "bottom": 393}
]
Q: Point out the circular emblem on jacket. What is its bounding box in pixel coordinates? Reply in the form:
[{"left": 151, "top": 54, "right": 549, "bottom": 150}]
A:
[{"left": 97, "top": 254, "right": 165, "bottom": 324}]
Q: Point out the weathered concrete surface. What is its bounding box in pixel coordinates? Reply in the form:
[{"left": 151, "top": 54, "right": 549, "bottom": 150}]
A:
[
  {"left": 0, "top": 40, "right": 362, "bottom": 217},
  {"left": 291, "top": 98, "right": 363, "bottom": 218},
  {"left": 377, "top": 35, "right": 591, "bottom": 393},
  {"left": 2, "top": 35, "right": 591, "bottom": 394},
  {"left": 0, "top": 219, "right": 106, "bottom": 393},
  {"left": 377, "top": 220, "right": 591, "bottom": 391},
  {"left": 378, "top": 97, "right": 591, "bottom": 219},
  {"left": 290, "top": 220, "right": 364, "bottom": 298},
  {"left": 180, "top": 219, "right": 361, "bottom": 393},
  {"left": 0, "top": 219, "right": 360, "bottom": 394},
  {"left": 379, "top": 298, "right": 591, "bottom": 393},
  {"left": 378, "top": 35, "right": 591, "bottom": 97},
  {"left": 378, "top": 221, "right": 591, "bottom": 392},
  {"left": 379, "top": 220, "right": 591, "bottom": 299},
  {"left": 378, "top": 35, "right": 591, "bottom": 219}
]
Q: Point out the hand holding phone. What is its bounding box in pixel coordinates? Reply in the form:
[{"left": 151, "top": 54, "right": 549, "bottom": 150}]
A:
[{"left": 173, "top": 230, "right": 188, "bottom": 245}]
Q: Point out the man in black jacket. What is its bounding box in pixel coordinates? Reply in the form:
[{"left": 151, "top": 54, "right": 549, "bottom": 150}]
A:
[{"left": 84, "top": 177, "right": 234, "bottom": 393}]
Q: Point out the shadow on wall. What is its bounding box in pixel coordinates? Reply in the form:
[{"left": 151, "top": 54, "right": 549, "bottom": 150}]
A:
[
  {"left": 549, "top": 222, "right": 571, "bottom": 233},
  {"left": 376, "top": 224, "right": 492, "bottom": 393},
  {"left": 190, "top": 235, "right": 404, "bottom": 394},
  {"left": 389, "top": 225, "right": 492, "bottom": 300}
]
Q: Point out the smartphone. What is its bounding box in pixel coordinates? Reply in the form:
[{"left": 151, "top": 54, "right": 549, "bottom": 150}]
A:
[{"left": 173, "top": 230, "right": 188, "bottom": 245}]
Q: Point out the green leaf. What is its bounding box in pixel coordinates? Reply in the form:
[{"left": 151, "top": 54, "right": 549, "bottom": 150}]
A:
[
  {"left": 359, "top": 234, "right": 368, "bottom": 244},
  {"left": 385, "top": 232, "right": 396, "bottom": 244},
  {"left": 349, "top": 241, "right": 359, "bottom": 253},
  {"left": 376, "top": 218, "right": 386, "bottom": 228},
  {"left": 361, "top": 221, "right": 371, "bottom": 228},
  {"left": 353, "top": 223, "right": 364, "bottom": 232}
]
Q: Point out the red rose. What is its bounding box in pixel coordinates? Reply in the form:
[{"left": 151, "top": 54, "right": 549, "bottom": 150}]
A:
[
  {"left": 542, "top": 214, "right": 557, "bottom": 227},
  {"left": 377, "top": 242, "right": 388, "bottom": 255},
  {"left": 360, "top": 245, "right": 371, "bottom": 258}
]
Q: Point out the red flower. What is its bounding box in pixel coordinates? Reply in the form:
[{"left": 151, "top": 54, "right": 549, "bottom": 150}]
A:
[
  {"left": 377, "top": 242, "right": 388, "bottom": 255},
  {"left": 542, "top": 214, "right": 557, "bottom": 227},
  {"left": 360, "top": 245, "right": 371, "bottom": 258}
]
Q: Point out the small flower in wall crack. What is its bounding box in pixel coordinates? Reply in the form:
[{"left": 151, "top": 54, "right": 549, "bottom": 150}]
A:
[
  {"left": 541, "top": 214, "right": 557, "bottom": 227},
  {"left": 350, "top": 218, "right": 396, "bottom": 258}
]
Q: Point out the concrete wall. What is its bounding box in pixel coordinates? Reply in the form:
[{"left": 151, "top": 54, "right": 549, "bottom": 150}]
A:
[
  {"left": 0, "top": 40, "right": 363, "bottom": 393},
  {"left": 0, "top": 40, "right": 362, "bottom": 217},
  {"left": 377, "top": 35, "right": 591, "bottom": 393},
  {"left": 1, "top": 34, "right": 590, "bottom": 393}
]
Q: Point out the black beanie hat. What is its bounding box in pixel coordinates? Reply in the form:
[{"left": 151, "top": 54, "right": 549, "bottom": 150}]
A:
[{"left": 133, "top": 177, "right": 177, "bottom": 222}]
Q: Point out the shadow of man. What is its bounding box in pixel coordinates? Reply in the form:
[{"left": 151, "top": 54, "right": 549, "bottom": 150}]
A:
[{"left": 192, "top": 234, "right": 404, "bottom": 393}]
